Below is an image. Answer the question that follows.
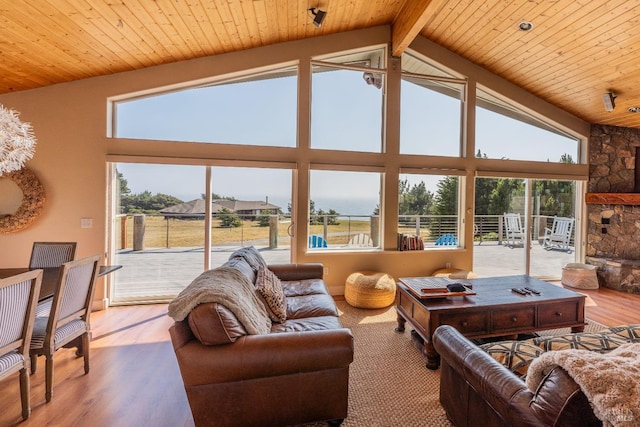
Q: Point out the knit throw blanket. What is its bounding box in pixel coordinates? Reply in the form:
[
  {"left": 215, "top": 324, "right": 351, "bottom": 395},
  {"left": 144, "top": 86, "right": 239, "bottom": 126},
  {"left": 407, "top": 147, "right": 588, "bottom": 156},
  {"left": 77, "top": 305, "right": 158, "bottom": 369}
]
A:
[
  {"left": 526, "top": 343, "right": 640, "bottom": 427},
  {"left": 168, "top": 266, "right": 271, "bottom": 335}
]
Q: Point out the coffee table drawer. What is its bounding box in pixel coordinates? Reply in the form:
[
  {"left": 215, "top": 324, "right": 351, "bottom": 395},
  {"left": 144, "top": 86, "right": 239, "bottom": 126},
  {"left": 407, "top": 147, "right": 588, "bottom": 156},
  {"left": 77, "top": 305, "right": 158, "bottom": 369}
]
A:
[
  {"left": 491, "top": 307, "right": 535, "bottom": 332},
  {"left": 438, "top": 312, "right": 488, "bottom": 335},
  {"left": 538, "top": 300, "right": 580, "bottom": 326}
]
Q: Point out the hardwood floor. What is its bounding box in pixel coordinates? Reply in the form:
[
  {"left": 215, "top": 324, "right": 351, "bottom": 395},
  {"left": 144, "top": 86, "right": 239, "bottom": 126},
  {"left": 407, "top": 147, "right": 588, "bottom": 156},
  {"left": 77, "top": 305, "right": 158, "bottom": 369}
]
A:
[{"left": 1, "top": 285, "right": 639, "bottom": 426}]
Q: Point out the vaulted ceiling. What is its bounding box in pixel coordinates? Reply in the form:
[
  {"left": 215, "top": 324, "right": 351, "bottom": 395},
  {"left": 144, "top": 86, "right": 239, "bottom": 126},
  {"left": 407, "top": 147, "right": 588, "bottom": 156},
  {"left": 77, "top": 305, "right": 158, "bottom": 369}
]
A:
[{"left": 2, "top": 1, "right": 640, "bottom": 128}]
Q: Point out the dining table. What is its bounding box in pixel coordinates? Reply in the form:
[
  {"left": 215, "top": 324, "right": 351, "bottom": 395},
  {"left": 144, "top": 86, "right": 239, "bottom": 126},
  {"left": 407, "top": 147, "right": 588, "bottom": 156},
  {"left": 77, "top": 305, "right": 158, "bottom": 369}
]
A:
[{"left": 0, "top": 265, "right": 122, "bottom": 302}]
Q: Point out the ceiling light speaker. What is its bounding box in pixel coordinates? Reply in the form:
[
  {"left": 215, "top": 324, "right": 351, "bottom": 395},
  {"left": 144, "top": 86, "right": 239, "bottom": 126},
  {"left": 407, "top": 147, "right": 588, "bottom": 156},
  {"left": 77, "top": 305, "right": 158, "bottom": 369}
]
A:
[{"left": 602, "top": 92, "right": 616, "bottom": 112}]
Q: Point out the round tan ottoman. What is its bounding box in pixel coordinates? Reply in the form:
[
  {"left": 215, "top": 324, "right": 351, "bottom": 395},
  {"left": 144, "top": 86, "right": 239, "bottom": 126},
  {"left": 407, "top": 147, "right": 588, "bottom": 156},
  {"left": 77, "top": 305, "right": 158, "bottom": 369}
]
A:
[{"left": 345, "top": 271, "right": 396, "bottom": 309}]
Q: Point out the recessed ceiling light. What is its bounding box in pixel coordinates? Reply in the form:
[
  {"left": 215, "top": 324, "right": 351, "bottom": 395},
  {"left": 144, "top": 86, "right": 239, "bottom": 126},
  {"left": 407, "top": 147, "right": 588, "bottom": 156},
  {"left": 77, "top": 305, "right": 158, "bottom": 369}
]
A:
[
  {"left": 518, "top": 21, "right": 534, "bottom": 32},
  {"left": 629, "top": 106, "right": 640, "bottom": 113}
]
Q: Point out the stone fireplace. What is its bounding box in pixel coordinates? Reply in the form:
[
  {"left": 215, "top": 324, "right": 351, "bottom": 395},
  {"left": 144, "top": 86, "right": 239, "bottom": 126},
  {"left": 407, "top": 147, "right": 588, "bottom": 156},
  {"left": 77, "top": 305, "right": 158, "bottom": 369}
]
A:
[{"left": 586, "top": 125, "right": 640, "bottom": 294}]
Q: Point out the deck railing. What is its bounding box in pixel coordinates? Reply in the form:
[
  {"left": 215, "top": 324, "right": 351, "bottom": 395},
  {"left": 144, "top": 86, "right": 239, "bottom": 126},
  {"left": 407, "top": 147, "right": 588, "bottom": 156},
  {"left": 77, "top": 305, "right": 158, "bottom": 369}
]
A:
[{"left": 114, "top": 213, "right": 573, "bottom": 250}]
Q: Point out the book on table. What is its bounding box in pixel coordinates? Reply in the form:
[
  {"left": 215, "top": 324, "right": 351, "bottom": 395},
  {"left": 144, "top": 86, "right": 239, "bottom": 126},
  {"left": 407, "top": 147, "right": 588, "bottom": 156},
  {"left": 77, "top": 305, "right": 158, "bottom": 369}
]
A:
[{"left": 399, "top": 276, "right": 476, "bottom": 299}]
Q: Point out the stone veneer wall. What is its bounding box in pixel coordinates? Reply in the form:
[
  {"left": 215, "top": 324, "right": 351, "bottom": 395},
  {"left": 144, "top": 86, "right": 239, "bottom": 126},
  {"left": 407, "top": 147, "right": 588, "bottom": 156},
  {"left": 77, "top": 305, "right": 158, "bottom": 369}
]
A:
[{"left": 587, "top": 125, "right": 640, "bottom": 293}]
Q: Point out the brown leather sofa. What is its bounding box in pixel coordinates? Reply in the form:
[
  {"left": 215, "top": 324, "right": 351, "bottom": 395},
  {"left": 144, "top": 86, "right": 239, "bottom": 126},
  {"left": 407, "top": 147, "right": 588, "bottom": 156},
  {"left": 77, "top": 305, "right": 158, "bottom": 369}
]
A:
[
  {"left": 169, "top": 249, "right": 354, "bottom": 427},
  {"left": 433, "top": 325, "right": 603, "bottom": 427}
]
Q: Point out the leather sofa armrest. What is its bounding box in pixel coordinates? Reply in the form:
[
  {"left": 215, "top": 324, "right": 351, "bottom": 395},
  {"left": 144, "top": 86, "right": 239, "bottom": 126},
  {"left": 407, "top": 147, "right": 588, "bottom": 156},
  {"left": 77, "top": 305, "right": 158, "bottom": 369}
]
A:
[
  {"left": 530, "top": 366, "right": 602, "bottom": 427},
  {"left": 433, "top": 325, "right": 541, "bottom": 426},
  {"left": 268, "top": 263, "right": 324, "bottom": 281},
  {"left": 173, "top": 328, "right": 353, "bottom": 386},
  {"left": 169, "top": 320, "right": 195, "bottom": 351}
]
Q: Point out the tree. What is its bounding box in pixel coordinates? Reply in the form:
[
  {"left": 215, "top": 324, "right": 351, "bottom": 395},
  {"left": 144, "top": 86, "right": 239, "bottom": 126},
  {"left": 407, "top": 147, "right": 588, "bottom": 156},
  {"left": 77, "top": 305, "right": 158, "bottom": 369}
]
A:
[
  {"left": 117, "top": 169, "right": 130, "bottom": 196},
  {"left": 217, "top": 207, "right": 241, "bottom": 227},
  {"left": 120, "top": 190, "right": 183, "bottom": 214},
  {"left": 432, "top": 176, "right": 458, "bottom": 215},
  {"left": 399, "top": 179, "right": 434, "bottom": 215},
  {"left": 487, "top": 179, "right": 525, "bottom": 215},
  {"left": 256, "top": 209, "right": 274, "bottom": 227}
]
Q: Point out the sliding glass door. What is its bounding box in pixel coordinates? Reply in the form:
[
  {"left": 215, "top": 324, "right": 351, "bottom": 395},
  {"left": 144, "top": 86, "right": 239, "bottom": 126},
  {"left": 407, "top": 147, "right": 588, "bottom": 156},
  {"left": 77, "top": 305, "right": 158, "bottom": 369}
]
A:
[
  {"left": 473, "top": 177, "right": 579, "bottom": 279},
  {"left": 110, "top": 163, "right": 293, "bottom": 305}
]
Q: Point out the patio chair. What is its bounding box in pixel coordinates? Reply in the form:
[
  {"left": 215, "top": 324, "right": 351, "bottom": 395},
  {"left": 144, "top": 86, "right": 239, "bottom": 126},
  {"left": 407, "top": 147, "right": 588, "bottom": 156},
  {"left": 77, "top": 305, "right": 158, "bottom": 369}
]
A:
[
  {"left": 0, "top": 270, "right": 42, "bottom": 420},
  {"left": 542, "top": 216, "right": 575, "bottom": 253},
  {"left": 503, "top": 213, "right": 525, "bottom": 248},
  {"left": 308, "top": 235, "right": 328, "bottom": 249},
  {"left": 348, "top": 233, "right": 373, "bottom": 248},
  {"left": 29, "top": 242, "right": 77, "bottom": 269},
  {"left": 29, "top": 254, "right": 100, "bottom": 402},
  {"left": 435, "top": 234, "right": 458, "bottom": 246}
]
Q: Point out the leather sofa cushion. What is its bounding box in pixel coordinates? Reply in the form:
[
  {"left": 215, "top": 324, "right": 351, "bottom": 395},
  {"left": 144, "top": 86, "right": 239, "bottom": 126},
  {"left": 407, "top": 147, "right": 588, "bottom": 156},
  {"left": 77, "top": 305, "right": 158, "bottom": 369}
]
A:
[
  {"left": 282, "top": 278, "right": 328, "bottom": 297},
  {"left": 286, "top": 294, "right": 339, "bottom": 319},
  {"left": 188, "top": 302, "right": 247, "bottom": 345},
  {"left": 270, "top": 315, "right": 343, "bottom": 332}
]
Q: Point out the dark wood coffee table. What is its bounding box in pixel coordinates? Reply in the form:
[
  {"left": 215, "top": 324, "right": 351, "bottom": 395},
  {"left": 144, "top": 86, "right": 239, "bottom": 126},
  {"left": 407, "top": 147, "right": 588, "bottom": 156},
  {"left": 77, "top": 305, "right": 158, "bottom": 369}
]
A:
[{"left": 394, "top": 275, "right": 586, "bottom": 369}]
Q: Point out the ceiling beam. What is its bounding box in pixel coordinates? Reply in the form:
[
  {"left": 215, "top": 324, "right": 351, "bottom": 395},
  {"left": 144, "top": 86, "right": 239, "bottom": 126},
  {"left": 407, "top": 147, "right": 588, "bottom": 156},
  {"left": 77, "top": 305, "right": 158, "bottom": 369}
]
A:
[{"left": 391, "top": 0, "right": 435, "bottom": 57}]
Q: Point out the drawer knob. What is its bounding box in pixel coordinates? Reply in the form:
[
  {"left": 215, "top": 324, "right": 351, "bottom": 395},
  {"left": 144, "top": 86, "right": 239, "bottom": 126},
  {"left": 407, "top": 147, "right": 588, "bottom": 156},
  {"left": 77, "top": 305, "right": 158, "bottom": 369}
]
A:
[
  {"left": 461, "top": 321, "right": 468, "bottom": 327},
  {"left": 556, "top": 311, "right": 563, "bottom": 316},
  {"left": 511, "top": 316, "right": 518, "bottom": 322}
]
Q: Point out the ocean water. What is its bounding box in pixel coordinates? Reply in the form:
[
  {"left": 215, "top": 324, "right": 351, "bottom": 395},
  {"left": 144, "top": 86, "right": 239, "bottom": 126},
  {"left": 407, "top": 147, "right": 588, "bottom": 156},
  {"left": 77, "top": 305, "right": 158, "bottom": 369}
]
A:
[{"left": 269, "top": 197, "right": 379, "bottom": 217}]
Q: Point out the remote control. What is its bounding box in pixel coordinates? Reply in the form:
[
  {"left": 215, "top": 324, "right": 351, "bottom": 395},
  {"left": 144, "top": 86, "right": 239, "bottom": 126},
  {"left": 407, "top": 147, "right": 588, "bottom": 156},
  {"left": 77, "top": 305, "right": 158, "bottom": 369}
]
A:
[
  {"left": 511, "top": 288, "right": 527, "bottom": 295},
  {"left": 524, "top": 287, "right": 541, "bottom": 295}
]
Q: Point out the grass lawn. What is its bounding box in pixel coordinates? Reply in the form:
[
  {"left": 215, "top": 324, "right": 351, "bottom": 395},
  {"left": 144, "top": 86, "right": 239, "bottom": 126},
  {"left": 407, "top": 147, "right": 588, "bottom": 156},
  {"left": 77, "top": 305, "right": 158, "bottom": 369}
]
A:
[{"left": 117, "top": 215, "right": 377, "bottom": 249}]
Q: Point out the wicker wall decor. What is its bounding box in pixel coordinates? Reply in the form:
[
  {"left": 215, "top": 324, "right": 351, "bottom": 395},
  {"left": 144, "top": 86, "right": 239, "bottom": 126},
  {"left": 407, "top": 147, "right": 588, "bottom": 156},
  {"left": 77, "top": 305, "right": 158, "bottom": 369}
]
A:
[{"left": 0, "top": 167, "right": 45, "bottom": 233}]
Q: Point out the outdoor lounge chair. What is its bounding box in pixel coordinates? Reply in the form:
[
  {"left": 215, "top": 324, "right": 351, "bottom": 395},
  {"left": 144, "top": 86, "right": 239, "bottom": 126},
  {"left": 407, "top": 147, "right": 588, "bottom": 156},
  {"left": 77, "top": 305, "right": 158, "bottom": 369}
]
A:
[
  {"left": 348, "top": 233, "right": 373, "bottom": 248},
  {"left": 435, "top": 234, "right": 457, "bottom": 246},
  {"left": 542, "top": 216, "right": 575, "bottom": 253},
  {"left": 503, "top": 213, "right": 525, "bottom": 248},
  {"left": 308, "top": 235, "right": 328, "bottom": 248}
]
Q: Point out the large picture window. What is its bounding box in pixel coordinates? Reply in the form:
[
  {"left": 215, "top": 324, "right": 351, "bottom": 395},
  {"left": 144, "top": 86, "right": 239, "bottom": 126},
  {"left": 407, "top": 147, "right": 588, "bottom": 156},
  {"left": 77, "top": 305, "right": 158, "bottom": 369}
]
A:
[
  {"left": 400, "top": 53, "right": 465, "bottom": 157},
  {"left": 308, "top": 169, "right": 381, "bottom": 250},
  {"left": 476, "top": 88, "right": 580, "bottom": 163},
  {"left": 311, "top": 49, "right": 385, "bottom": 152},
  {"left": 398, "top": 173, "right": 461, "bottom": 248},
  {"left": 114, "top": 66, "right": 298, "bottom": 147}
]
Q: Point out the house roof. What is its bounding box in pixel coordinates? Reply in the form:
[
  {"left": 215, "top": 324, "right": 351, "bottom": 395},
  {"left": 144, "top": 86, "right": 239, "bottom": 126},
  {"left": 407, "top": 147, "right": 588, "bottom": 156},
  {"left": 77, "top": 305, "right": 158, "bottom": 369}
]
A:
[
  {"left": 160, "top": 199, "right": 280, "bottom": 215},
  {"left": 2, "top": 2, "right": 639, "bottom": 128}
]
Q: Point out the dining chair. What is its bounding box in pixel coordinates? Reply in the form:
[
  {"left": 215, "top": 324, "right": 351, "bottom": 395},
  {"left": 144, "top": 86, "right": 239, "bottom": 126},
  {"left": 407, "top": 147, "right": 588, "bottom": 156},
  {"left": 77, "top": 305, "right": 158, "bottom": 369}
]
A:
[
  {"left": 0, "top": 269, "right": 43, "bottom": 420},
  {"left": 28, "top": 242, "right": 77, "bottom": 269},
  {"left": 29, "top": 254, "right": 100, "bottom": 402}
]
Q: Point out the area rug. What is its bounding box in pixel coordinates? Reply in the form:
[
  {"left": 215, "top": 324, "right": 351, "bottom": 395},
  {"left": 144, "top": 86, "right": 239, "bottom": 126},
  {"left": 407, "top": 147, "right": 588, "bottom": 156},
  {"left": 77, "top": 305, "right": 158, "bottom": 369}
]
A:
[{"left": 301, "top": 301, "right": 452, "bottom": 426}]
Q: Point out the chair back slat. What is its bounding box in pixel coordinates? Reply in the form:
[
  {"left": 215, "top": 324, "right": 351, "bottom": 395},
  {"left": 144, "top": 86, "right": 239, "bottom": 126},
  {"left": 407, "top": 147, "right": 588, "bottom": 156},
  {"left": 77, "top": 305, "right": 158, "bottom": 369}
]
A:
[
  {"left": 0, "top": 270, "right": 42, "bottom": 359},
  {"left": 0, "top": 280, "right": 32, "bottom": 347},
  {"left": 59, "top": 262, "right": 96, "bottom": 319},
  {"left": 29, "top": 242, "right": 77, "bottom": 269},
  {"left": 48, "top": 255, "right": 100, "bottom": 332}
]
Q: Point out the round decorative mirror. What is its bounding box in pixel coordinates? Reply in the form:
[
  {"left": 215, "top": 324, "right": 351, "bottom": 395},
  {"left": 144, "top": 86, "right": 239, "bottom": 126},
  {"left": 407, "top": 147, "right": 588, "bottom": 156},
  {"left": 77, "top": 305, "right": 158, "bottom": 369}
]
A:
[{"left": 0, "top": 168, "right": 45, "bottom": 234}]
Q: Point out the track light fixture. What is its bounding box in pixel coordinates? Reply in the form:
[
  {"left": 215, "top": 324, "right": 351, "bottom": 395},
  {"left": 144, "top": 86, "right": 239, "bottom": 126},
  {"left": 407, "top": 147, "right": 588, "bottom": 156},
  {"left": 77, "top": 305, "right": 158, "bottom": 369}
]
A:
[
  {"left": 602, "top": 92, "right": 616, "bottom": 112},
  {"left": 309, "top": 7, "right": 326, "bottom": 28}
]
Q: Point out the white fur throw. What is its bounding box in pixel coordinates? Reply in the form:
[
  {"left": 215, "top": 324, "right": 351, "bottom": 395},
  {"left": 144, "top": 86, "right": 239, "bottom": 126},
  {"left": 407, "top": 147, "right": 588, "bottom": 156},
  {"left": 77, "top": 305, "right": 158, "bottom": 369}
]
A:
[
  {"left": 168, "top": 266, "right": 271, "bottom": 335},
  {"left": 526, "top": 343, "right": 640, "bottom": 427}
]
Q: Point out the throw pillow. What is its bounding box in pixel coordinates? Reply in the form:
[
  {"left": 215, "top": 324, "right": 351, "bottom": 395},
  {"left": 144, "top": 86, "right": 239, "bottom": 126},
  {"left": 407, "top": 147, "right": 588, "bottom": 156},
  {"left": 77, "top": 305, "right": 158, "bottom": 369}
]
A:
[{"left": 255, "top": 265, "right": 287, "bottom": 323}]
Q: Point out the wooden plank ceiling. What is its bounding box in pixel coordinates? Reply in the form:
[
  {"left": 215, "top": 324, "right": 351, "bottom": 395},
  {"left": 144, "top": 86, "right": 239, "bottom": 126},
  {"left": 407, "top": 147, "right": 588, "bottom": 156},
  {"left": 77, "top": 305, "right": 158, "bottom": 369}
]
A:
[{"left": 1, "top": 0, "right": 640, "bottom": 128}]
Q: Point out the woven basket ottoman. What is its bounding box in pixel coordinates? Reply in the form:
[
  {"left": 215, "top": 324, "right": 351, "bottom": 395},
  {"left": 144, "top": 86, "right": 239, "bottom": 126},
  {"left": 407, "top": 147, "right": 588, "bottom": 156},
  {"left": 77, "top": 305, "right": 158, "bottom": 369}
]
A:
[
  {"left": 561, "top": 263, "right": 599, "bottom": 289},
  {"left": 345, "top": 271, "right": 396, "bottom": 309}
]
